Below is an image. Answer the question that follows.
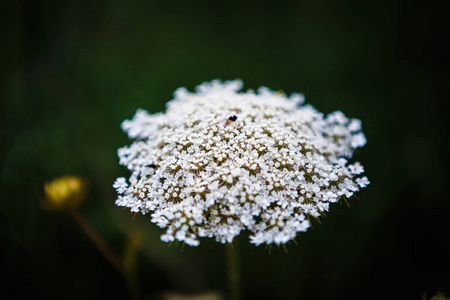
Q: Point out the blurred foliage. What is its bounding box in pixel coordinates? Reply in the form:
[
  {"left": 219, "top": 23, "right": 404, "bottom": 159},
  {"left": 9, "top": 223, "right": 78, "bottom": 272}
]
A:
[
  {"left": 423, "top": 290, "right": 450, "bottom": 300},
  {"left": 1, "top": 0, "right": 448, "bottom": 299}
]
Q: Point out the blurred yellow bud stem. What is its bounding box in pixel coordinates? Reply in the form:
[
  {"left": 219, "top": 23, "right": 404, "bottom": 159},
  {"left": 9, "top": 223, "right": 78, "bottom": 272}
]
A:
[{"left": 69, "top": 209, "right": 125, "bottom": 275}]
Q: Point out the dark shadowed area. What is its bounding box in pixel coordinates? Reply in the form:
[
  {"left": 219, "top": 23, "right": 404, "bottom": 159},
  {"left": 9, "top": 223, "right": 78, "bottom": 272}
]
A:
[{"left": 1, "top": 1, "right": 448, "bottom": 299}]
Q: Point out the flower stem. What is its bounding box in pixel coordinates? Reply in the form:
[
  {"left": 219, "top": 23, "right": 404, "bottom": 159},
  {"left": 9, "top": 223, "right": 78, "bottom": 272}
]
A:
[
  {"left": 69, "top": 209, "right": 125, "bottom": 275},
  {"left": 70, "top": 209, "right": 142, "bottom": 300},
  {"left": 123, "top": 231, "right": 143, "bottom": 300},
  {"left": 226, "top": 241, "right": 242, "bottom": 300}
]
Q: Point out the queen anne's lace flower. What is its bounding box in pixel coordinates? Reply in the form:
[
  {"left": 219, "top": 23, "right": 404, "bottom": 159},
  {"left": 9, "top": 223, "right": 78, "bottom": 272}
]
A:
[{"left": 114, "top": 79, "right": 369, "bottom": 246}]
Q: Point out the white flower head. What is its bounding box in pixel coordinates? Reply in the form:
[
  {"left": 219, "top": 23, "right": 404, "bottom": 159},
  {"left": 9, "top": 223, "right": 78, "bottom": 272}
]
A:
[{"left": 114, "top": 79, "right": 369, "bottom": 246}]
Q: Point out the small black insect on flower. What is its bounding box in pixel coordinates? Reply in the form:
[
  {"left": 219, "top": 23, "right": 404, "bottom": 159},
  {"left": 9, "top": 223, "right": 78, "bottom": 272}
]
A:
[{"left": 228, "top": 115, "right": 238, "bottom": 122}]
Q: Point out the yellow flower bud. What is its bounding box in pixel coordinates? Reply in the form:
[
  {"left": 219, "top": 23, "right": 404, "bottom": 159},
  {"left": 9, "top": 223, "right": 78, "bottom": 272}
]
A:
[{"left": 44, "top": 176, "right": 86, "bottom": 210}]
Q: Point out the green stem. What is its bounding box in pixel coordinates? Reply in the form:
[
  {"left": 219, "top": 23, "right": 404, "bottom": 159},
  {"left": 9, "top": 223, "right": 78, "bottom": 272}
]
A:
[
  {"left": 226, "top": 241, "right": 242, "bottom": 300},
  {"left": 70, "top": 209, "right": 125, "bottom": 275},
  {"left": 123, "top": 233, "right": 142, "bottom": 300},
  {"left": 70, "top": 209, "right": 140, "bottom": 300}
]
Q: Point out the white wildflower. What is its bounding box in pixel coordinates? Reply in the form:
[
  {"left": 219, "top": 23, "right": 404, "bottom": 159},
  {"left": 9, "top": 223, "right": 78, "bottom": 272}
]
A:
[
  {"left": 113, "top": 177, "right": 128, "bottom": 194},
  {"left": 114, "top": 79, "right": 369, "bottom": 246}
]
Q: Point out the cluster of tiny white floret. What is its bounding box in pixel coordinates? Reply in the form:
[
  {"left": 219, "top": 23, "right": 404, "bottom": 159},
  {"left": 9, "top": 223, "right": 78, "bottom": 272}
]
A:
[{"left": 114, "top": 79, "right": 369, "bottom": 246}]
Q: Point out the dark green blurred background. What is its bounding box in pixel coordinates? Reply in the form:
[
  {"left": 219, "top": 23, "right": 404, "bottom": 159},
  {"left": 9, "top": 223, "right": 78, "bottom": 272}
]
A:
[{"left": 1, "top": 0, "right": 448, "bottom": 299}]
